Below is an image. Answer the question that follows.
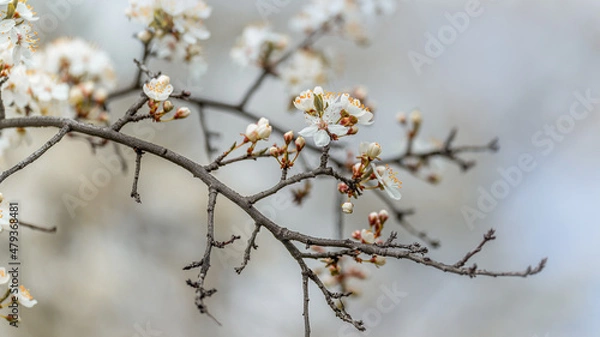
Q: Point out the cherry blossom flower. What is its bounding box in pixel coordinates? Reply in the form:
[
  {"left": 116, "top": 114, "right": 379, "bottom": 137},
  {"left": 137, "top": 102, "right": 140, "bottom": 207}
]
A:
[
  {"left": 281, "top": 48, "right": 335, "bottom": 94},
  {"left": 32, "top": 37, "right": 117, "bottom": 121},
  {"left": 372, "top": 164, "right": 402, "bottom": 200},
  {"left": 1, "top": 65, "right": 70, "bottom": 117},
  {"left": 0, "top": 1, "right": 39, "bottom": 65},
  {"left": 0, "top": 267, "right": 8, "bottom": 285},
  {"left": 290, "top": 0, "right": 396, "bottom": 44},
  {"left": 126, "top": 0, "right": 212, "bottom": 72},
  {"left": 230, "top": 24, "right": 288, "bottom": 67},
  {"left": 360, "top": 229, "right": 375, "bottom": 244},
  {"left": 294, "top": 86, "right": 373, "bottom": 147},
  {"left": 17, "top": 285, "right": 37, "bottom": 308},
  {"left": 143, "top": 75, "right": 174, "bottom": 102}
]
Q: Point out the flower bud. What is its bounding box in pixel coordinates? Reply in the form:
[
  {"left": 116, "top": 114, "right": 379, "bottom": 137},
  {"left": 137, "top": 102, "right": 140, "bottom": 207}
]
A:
[
  {"left": 368, "top": 212, "right": 379, "bottom": 226},
  {"left": 269, "top": 146, "right": 279, "bottom": 157},
  {"left": 352, "top": 230, "right": 361, "bottom": 240},
  {"left": 81, "top": 81, "right": 95, "bottom": 96},
  {"left": 295, "top": 136, "right": 306, "bottom": 151},
  {"left": 163, "top": 100, "right": 174, "bottom": 112},
  {"left": 69, "top": 86, "right": 84, "bottom": 105},
  {"left": 360, "top": 229, "right": 375, "bottom": 244},
  {"left": 283, "top": 131, "right": 294, "bottom": 144},
  {"left": 93, "top": 88, "right": 108, "bottom": 103},
  {"left": 396, "top": 112, "right": 406, "bottom": 124},
  {"left": 352, "top": 163, "right": 362, "bottom": 177},
  {"left": 365, "top": 142, "right": 382, "bottom": 159},
  {"left": 347, "top": 125, "right": 359, "bottom": 135},
  {"left": 137, "top": 29, "right": 153, "bottom": 44},
  {"left": 372, "top": 255, "right": 386, "bottom": 267},
  {"left": 378, "top": 209, "right": 389, "bottom": 223},
  {"left": 410, "top": 109, "right": 422, "bottom": 125},
  {"left": 341, "top": 201, "right": 354, "bottom": 214},
  {"left": 256, "top": 118, "right": 272, "bottom": 140},
  {"left": 337, "top": 182, "right": 349, "bottom": 194},
  {"left": 174, "top": 107, "right": 191, "bottom": 119}
]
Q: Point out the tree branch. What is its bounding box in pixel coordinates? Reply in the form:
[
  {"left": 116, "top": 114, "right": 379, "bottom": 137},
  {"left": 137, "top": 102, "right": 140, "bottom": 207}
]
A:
[{"left": 0, "top": 125, "right": 70, "bottom": 184}]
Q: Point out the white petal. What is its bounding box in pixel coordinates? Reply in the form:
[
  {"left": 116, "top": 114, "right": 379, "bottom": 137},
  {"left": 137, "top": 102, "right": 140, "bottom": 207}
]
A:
[
  {"left": 328, "top": 124, "right": 348, "bottom": 136},
  {"left": 298, "top": 125, "right": 318, "bottom": 137},
  {"left": 385, "top": 187, "right": 402, "bottom": 200},
  {"left": 313, "top": 130, "right": 330, "bottom": 147}
]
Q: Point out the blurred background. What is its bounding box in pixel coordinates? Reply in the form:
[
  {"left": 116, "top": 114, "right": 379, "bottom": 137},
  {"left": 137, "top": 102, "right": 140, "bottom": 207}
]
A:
[{"left": 0, "top": 0, "right": 598, "bottom": 336}]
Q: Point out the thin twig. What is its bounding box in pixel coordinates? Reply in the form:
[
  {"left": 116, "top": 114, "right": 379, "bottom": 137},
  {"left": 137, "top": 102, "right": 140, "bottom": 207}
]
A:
[
  {"left": 19, "top": 221, "right": 57, "bottom": 233},
  {"left": 0, "top": 125, "right": 70, "bottom": 184},
  {"left": 235, "top": 224, "right": 261, "bottom": 274},
  {"left": 130, "top": 149, "right": 144, "bottom": 203}
]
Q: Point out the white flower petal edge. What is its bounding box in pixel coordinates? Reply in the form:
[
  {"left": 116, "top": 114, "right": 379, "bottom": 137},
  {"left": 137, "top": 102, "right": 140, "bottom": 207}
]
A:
[{"left": 372, "top": 164, "right": 402, "bottom": 200}]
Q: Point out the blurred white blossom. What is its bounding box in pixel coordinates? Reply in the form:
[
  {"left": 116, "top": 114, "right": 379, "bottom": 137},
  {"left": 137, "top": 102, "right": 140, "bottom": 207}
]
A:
[
  {"left": 230, "top": 24, "right": 288, "bottom": 67},
  {"left": 280, "top": 48, "right": 336, "bottom": 94},
  {"left": 290, "top": 0, "right": 396, "bottom": 44},
  {"left": 126, "top": 0, "right": 212, "bottom": 73}
]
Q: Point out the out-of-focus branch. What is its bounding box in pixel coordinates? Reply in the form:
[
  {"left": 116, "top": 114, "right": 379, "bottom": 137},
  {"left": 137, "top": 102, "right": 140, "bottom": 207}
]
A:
[
  {"left": 19, "top": 221, "right": 57, "bottom": 233},
  {"left": 130, "top": 149, "right": 144, "bottom": 203},
  {"left": 0, "top": 125, "right": 70, "bottom": 184},
  {"left": 384, "top": 128, "right": 500, "bottom": 173}
]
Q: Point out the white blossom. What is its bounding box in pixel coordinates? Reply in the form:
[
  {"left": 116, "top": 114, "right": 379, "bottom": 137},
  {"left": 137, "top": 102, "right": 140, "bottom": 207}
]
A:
[
  {"left": 372, "top": 164, "right": 402, "bottom": 200},
  {"left": 143, "top": 75, "right": 174, "bottom": 102},
  {"left": 294, "top": 86, "right": 373, "bottom": 147},
  {"left": 281, "top": 49, "right": 335, "bottom": 94},
  {"left": 126, "top": 0, "right": 212, "bottom": 71},
  {"left": 290, "top": 0, "right": 396, "bottom": 43},
  {"left": 0, "top": 267, "right": 8, "bottom": 285},
  {"left": 230, "top": 24, "right": 288, "bottom": 67},
  {"left": 17, "top": 285, "right": 38, "bottom": 308}
]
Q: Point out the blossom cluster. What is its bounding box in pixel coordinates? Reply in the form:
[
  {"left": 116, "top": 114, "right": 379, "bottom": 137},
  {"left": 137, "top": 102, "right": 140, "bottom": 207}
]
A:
[
  {"left": 34, "top": 38, "right": 117, "bottom": 122},
  {"left": 143, "top": 75, "right": 191, "bottom": 121},
  {"left": 0, "top": 0, "right": 38, "bottom": 67},
  {"left": 230, "top": 24, "right": 288, "bottom": 68},
  {"left": 126, "top": 0, "right": 212, "bottom": 73},
  {"left": 281, "top": 48, "right": 336, "bottom": 95},
  {"left": 290, "top": 0, "right": 396, "bottom": 44},
  {"left": 294, "top": 86, "right": 373, "bottom": 147}
]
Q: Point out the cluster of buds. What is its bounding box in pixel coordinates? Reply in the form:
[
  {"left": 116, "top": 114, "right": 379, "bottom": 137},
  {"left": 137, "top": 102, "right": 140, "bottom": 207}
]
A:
[
  {"left": 143, "top": 75, "right": 191, "bottom": 122},
  {"left": 241, "top": 117, "right": 272, "bottom": 154},
  {"left": 68, "top": 81, "right": 109, "bottom": 122},
  {"left": 311, "top": 248, "right": 368, "bottom": 293},
  {"left": 269, "top": 131, "right": 305, "bottom": 169},
  {"left": 337, "top": 142, "right": 401, "bottom": 215},
  {"left": 396, "top": 109, "right": 422, "bottom": 140},
  {"left": 352, "top": 209, "right": 389, "bottom": 244}
]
